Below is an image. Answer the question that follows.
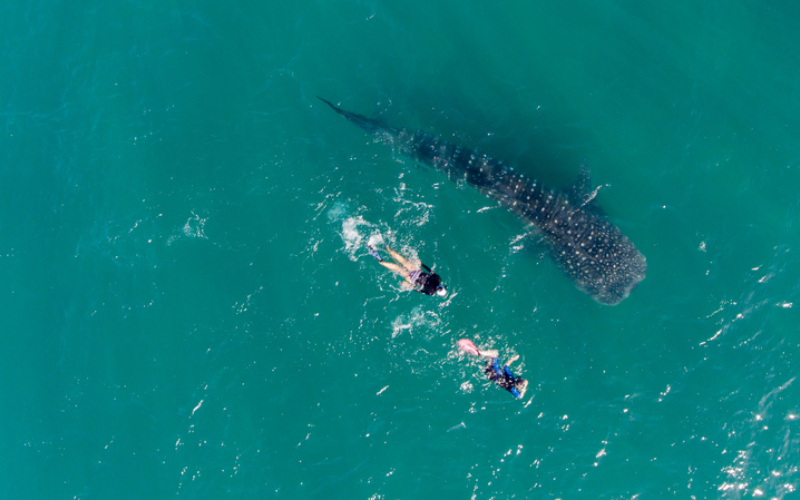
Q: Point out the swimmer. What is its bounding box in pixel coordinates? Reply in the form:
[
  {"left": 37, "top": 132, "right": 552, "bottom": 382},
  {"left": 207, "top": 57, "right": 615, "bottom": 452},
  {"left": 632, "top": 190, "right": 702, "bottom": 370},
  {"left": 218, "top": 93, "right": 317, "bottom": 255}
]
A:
[
  {"left": 368, "top": 244, "right": 447, "bottom": 297},
  {"left": 458, "top": 339, "right": 528, "bottom": 399}
]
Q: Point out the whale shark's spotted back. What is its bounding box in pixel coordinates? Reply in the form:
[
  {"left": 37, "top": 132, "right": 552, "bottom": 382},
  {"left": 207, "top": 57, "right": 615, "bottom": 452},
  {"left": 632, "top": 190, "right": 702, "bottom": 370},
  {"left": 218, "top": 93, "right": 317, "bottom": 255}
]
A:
[{"left": 319, "top": 98, "right": 646, "bottom": 304}]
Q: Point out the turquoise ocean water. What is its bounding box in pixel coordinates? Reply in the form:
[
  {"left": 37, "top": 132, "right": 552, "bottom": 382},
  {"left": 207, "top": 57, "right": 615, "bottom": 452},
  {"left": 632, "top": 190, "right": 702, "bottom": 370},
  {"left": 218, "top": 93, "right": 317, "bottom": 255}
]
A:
[{"left": 3, "top": 1, "right": 800, "bottom": 498}]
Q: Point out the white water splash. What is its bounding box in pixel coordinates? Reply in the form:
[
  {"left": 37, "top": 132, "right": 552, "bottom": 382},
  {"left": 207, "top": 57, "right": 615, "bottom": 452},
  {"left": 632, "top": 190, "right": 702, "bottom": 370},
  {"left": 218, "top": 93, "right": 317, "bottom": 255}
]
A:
[
  {"left": 341, "top": 216, "right": 370, "bottom": 257},
  {"left": 167, "top": 211, "right": 208, "bottom": 246},
  {"left": 390, "top": 306, "right": 442, "bottom": 339},
  {"left": 328, "top": 202, "right": 388, "bottom": 261}
]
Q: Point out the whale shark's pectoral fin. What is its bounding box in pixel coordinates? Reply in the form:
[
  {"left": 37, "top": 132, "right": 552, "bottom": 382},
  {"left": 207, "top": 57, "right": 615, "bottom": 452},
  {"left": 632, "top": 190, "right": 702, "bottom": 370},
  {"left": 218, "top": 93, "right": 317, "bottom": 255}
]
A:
[{"left": 567, "top": 163, "right": 606, "bottom": 214}]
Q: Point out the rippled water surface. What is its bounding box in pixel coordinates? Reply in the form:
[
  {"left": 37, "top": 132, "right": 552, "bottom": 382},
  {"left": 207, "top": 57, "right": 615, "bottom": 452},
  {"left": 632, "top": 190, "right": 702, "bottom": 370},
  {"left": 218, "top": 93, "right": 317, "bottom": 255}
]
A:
[{"left": 2, "top": 1, "right": 800, "bottom": 498}]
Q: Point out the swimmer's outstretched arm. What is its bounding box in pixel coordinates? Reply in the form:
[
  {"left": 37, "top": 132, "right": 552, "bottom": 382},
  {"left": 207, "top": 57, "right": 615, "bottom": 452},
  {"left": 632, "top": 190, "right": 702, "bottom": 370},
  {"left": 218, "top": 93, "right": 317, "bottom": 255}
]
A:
[
  {"left": 385, "top": 247, "right": 418, "bottom": 272},
  {"left": 478, "top": 349, "right": 499, "bottom": 358}
]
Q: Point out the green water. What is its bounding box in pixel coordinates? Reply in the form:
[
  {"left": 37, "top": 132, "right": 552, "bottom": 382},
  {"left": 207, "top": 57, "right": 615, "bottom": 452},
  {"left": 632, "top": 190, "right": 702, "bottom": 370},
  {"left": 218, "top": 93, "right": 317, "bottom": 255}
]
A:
[{"left": 2, "top": 1, "right": 800, "bottom": 498}]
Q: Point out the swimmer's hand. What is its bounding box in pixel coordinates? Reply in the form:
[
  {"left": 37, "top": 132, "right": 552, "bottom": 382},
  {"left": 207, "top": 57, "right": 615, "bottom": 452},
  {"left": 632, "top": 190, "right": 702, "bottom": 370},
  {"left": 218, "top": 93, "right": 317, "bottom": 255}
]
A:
[{"left": 517, "top": 380, "right": 529, "bottom": 398}]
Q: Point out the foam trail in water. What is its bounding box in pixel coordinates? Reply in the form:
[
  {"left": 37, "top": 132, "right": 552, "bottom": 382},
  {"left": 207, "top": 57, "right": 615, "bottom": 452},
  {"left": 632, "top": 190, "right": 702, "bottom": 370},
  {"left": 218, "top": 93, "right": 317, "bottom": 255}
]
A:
[
  {"left": 367, "top": 233, "right": 384, "bottom": 248},
  {"left": 328, "top": 201, "right": 393, "bottom": 261},
  {"left": 167, "top": 211, "right": 208, "bottom": 246},
  {"left": 390, "top": 306, "right": 441, "bottom": 339},
  {"left": 340, "top": 216, "right": 368, "bottom": 257}
]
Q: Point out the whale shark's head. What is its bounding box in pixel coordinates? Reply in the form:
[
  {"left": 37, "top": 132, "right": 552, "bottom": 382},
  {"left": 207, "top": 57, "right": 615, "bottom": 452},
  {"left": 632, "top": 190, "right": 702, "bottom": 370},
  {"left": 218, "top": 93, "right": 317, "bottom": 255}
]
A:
[{"left": 547, "top": 210, "right": 647, "bottom": 306}]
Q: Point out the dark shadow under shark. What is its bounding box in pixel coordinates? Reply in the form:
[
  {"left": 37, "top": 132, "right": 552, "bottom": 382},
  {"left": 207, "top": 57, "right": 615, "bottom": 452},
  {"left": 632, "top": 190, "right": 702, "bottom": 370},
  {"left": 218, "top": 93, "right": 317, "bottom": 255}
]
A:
[{"left": 319, "top": 97, "right": 646, "bottom": 305}]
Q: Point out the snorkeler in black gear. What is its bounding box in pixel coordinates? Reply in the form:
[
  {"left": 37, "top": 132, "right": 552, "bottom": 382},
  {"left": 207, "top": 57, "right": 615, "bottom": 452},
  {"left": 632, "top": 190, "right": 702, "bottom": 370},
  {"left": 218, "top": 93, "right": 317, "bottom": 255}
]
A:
[
  {"left": 368, "top": 244, "right": 447, "bottom": 297},
  {"left": 458, "top": 339, "right": 528, "bottom": 399}
]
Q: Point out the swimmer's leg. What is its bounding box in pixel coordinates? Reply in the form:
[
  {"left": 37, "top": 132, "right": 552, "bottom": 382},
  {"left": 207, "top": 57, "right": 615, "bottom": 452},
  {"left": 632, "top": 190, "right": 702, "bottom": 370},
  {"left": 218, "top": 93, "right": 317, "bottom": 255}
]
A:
[
  {"left": 478, "top": 349, "right": 499, "bottom": 358},
  {"left": 379, "top": 261, "right": 416, "bottom": 288},
  {"left": 379, "top": 261, "right": 411, "bottom": 280},
  {"left": 385, "top": 247, "right": 418, "bottom": 272},
  {"left": 505, "top": 354, "right": 520, "bottom": 367}
]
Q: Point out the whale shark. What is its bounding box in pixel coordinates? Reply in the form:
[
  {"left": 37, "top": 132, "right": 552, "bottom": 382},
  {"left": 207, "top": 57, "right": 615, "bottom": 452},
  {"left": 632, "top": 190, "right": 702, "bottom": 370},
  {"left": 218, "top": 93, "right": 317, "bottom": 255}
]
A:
[{"left": 319, "top": 97, "right": 646, "bottom": 305}]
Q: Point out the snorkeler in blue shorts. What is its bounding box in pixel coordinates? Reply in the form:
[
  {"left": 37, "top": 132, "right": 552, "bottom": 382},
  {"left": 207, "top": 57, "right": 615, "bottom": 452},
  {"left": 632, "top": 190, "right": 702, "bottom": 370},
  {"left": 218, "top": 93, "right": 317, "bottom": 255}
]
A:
[
  {"left": 484, "top": 355, "right": 528, "bottom": 399},
  {"left": 458, "top": 339, "right": 528, "bottom": 399},
  {"left": 368, "top": 244, "right": 447, "bottom": 297}
]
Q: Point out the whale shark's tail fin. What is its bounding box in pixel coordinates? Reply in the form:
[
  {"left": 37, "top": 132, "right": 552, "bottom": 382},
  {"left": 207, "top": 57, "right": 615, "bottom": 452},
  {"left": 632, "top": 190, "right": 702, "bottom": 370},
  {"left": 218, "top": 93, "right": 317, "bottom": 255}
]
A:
[{"left": 317, "top": 97, "right": 393, "bottom": 135}]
